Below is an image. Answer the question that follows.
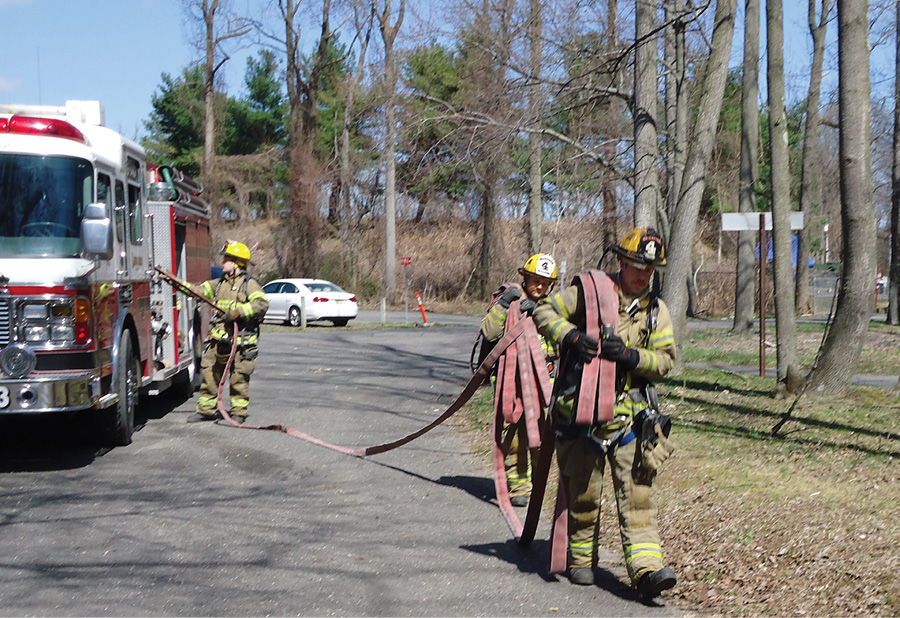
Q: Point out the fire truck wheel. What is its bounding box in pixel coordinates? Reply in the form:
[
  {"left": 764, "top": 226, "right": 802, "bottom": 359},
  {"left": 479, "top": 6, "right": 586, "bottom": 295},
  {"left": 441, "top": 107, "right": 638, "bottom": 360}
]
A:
[{"left": 98, "top": 335, "right": 138, "bottom": 446}]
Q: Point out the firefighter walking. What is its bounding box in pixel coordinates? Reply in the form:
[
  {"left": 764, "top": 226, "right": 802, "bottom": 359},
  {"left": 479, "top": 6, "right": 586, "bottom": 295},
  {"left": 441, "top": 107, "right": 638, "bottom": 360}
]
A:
[
  {"left": 481, "top": 253, "right": 559, "bottom": 506},
  {"left": 533, "top": 228, "right": 677, "bottom": 599},
  {"left": 187, "top": 241, "right": 269, "bottom": 424}
]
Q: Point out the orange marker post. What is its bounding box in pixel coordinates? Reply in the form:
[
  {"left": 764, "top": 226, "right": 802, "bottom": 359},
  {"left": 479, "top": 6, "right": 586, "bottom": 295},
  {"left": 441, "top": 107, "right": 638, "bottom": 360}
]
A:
[{"left": 415, "top": 291, "right": 428, "bottom": 325}]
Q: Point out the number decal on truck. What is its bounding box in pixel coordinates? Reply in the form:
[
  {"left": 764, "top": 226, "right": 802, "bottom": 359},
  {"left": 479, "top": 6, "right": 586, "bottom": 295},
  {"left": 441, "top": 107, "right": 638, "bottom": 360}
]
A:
[{"left": 0, "top": 386, "right": 9, "bottom": 408}]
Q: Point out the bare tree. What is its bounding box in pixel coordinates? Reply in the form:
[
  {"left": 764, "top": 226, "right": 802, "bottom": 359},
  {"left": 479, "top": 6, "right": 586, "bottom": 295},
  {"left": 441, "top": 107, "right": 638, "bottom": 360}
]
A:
[
  {"left": 277, "top": 0, "right": 335, "bottom": 277},
  {"left": 796, "top": 0, "right": 832, "bottom": 314},
  {"left": 525, "top": 0, "right": 543, "bottom": 254},
  {"left": 186, "top": 0, "right": 251, "bottom": 181},
  {"left": 766, "top": 0, "right": 801, "bottom": 390},
  {"left": 662, "top": 0, "right": 737, "bottom": 369},
  {"left": 341, "top": 0, "right": 375, "bottom": 289},
  {"left": 377, "top": 0, "right": 405, "bottom": 300},
  {"left": 890, "top": 0, "right": 900, "bottom": 325},
  {"left": 734, "top": 0, "right": 760, "bottom": 333},
  {"left": 664, "top": 0, "right": 686, "bottom": 244},
  {"left": 808, "top": 0, "right": 877, "bottom": 394},
  {"left": 634, "top": 0, "right": 660, "bottom": 227}
]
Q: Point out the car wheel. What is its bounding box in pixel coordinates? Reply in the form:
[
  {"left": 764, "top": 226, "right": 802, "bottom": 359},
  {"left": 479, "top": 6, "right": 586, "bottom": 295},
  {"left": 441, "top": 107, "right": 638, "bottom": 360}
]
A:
[
  {"left": 331, "top": 318, "right": 350, "bottom": 327},
  {"left": 288, "top": 306, "right": 302, "bottom": 327},
  {"left": 97, "top": 334, "right": 138, "bottom": 446}
]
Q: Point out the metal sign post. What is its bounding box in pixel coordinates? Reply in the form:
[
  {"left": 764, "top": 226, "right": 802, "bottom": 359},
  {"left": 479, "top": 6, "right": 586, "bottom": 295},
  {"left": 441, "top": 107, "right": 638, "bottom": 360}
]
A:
[
  {"left": 400, "top": 256, "right": 412, "bottom": 323},
  {"left": 721, "top": 212, "right": 804, "bottom": 378}
]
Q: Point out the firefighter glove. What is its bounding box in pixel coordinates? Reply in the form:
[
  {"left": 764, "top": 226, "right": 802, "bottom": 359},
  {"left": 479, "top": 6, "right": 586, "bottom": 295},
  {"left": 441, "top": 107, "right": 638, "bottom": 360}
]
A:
[
  {"left": 498, "top": 288, "right": 522, "bottom": 308},
  {"left": 519, "top": 299, "right": 535, "bottom": 314},
  {"left": 563, "top": 329, "right": 599, "bottom": 364},
  {"left": 601, "top": 333, "right": 639, "bottom": 370}
]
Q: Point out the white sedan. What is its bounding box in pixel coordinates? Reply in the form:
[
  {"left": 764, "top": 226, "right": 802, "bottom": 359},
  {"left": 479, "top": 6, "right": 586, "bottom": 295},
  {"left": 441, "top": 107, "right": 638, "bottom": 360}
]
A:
[{"left": 262, "top": 278, "right": 358, "bottom": 327}]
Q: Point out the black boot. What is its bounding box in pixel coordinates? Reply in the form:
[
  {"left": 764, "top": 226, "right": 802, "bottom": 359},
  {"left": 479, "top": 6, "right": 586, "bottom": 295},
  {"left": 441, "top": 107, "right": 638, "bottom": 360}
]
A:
[
  {"left": 186, "top": 412, "right": 217, "bottom": 423},
  {"left": 568, "top": 567, "right": 595, "bottom": 586},
  {"left": 636, "top": 567, "right": 676, "bottom": 599}
]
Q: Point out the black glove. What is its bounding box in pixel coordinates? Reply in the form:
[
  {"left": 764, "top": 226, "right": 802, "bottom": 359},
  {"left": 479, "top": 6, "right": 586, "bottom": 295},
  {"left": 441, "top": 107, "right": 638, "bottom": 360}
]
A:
[
  {"left": 519, "top": 299, "right": 535, "bottom": 313},
  {"left": 562, "top": 329, "right": 599, "bottom": 364},
  {"left": 497, "top": 288, "right": 522, "bottom": 308},
  {"left": 601, "top": 333, "right": 640, "bottom": 370}
]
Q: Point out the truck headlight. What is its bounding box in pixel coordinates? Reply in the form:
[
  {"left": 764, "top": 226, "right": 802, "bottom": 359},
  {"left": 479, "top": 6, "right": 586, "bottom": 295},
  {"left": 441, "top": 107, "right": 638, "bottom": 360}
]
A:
[
  {"left": 24, "top": 325, "right": 49, "bottom": 342},
  {"left": 51, "top": 324, "right": 75, "bottom": 341}
]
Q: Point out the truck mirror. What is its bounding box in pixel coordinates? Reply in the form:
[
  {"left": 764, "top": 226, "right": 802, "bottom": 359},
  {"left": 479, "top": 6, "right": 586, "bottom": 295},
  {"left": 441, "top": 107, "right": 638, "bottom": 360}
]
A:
[{"left": 81, "top": 202, "right": 113, "bottom": 260}]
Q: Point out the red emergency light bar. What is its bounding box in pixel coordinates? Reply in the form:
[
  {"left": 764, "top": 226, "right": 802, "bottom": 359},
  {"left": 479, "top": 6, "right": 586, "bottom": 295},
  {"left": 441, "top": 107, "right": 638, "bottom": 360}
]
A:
[{"left": 0, "top": 115, "right": 86, "bottom": 143}]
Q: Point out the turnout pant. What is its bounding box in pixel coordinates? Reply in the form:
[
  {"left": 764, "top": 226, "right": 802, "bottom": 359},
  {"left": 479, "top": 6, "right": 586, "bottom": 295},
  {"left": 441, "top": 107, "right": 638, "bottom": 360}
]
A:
[
  {"left": 555, "top": 421, "right": 664, "bottom": 584},
  {"left": 196, "top": 343, "right": 257, "bottom": 417},
  {"left": 502, "top": 419, "right": 539, "bottom": 498}
]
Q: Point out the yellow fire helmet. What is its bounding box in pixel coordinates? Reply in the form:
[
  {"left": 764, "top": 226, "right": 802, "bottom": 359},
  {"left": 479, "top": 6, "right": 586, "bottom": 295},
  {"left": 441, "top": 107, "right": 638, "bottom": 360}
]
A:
[
  {"left": 519, "top": 253, "right": 558, "bottom": 281},
  {"left": 611, "top": 227, "right": 667, "bottom": 269},
  {"left": 221, "top": 240, "right": 251, "bottom": 264}
]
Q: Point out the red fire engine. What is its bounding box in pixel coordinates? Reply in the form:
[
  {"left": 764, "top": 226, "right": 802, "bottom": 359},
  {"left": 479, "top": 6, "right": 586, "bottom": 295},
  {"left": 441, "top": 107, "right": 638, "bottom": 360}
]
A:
[{"left": 0, "top": 100, "right": 211, "bottom": 446}]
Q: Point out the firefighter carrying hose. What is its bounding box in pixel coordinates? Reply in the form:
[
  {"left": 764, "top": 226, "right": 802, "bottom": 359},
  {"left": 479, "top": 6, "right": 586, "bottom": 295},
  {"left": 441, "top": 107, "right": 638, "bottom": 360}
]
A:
[
  {"left": 533, "top": 228, "right": 677, "bottom": 599},
  {"left": 480, "top": 253, "right": 559, "bottom": 506},
  {"left": 186, "top": 241, "right": 269, "bottom": 424}
]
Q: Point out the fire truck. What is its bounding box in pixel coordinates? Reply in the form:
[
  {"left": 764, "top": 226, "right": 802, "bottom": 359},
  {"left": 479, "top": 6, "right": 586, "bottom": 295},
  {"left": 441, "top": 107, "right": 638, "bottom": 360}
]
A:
[{"left": 0, "top": 100, "right": 211, "bottom": 446}]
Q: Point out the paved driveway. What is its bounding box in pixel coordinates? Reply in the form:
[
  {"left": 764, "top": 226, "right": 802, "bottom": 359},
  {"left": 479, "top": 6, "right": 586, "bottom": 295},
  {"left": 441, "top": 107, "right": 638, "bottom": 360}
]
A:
[{"left": 0, "top": 325, "right": 678, "bottom": 617}]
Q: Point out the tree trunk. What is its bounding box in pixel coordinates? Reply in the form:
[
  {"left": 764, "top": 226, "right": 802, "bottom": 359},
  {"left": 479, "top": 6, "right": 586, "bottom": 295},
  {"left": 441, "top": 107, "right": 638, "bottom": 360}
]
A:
[
  {"left": 890, "top": 0, "right": 900, "bottom": 325},
  {"left": 341, "top": 0, "right": 374, "bottom": 288},
  {"left": 796, "top": 0, "right": 831, "bottom": 315},
  {"left": 734, "top": 0, "right": 760, "bottom": 333},
  {"left": 378, "top": 0, "right": 405, "bottom": 301},
  {"left": 664, "top": 0, "right": 686, "bottom": 243},
  {"left": 281, "top": 0, "right": 332, "bottom": 277},
  {"left": 525, "top": 0, "right": 543, "bottom": 254},
  {"left": 661, "top": 0, "right": 737, "bottom": 370},
  {"left": 766, "top": 0, "right": 801, "bottom": 388},
  {"left": 808, "top": 0, "right": 876, "bottom": 395},
  {"left": 601, "top": 0, "right": 620, "bottom": 221},
  {"left": 479, "top": 169, "right": 496, "bottom": 298},
  {"left": 634, "top": 0, "right": 660, "bottom": 228}
]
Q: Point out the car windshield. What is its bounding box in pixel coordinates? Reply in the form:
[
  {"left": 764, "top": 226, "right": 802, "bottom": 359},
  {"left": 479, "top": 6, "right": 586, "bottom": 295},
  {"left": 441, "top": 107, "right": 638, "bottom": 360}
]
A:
[
  {"left": 306, "top": 282, "right": 343, "bottom": 293},
  {"left": 0, "top": 153, "right": 92, "bottom": 257}
]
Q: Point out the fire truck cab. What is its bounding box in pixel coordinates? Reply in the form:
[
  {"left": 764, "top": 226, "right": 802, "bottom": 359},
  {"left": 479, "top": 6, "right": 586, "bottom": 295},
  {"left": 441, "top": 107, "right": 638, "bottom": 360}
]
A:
[{"left": 0, "top": 100, "right": 211, "bottom": 446}]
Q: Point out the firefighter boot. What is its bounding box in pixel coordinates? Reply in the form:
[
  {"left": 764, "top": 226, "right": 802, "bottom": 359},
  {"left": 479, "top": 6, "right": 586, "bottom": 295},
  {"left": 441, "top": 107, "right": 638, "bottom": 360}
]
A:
[
  {"left": 636, "top": 567, "right": 676, "bottom": 599},
  {"left": 568, "top": 566, "right": 595, "bottom": 586},
  {"left": 187, "top": 412, "right": 218, "bottom": 423},
  {"left": 510, "top": 495, "right": 529, "bottom": 507}
]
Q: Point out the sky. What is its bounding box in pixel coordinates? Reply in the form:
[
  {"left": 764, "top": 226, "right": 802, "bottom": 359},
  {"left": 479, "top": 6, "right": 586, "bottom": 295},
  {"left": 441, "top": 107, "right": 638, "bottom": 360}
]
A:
[{"left": 0, "top": 0, "right": 893, "bottom": 142}]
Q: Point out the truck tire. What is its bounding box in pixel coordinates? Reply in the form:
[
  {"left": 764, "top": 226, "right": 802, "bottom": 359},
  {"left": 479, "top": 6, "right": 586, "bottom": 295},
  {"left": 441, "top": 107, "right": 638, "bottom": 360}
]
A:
[{"left": 98, "top": 335, "right": 138, "bottom": 446}]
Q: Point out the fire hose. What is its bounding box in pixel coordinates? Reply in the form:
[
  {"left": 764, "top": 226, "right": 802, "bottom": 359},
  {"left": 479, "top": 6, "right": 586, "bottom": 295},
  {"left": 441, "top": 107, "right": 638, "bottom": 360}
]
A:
[{"left": 155, "top": 266, "right": 617, "bottom": 562}]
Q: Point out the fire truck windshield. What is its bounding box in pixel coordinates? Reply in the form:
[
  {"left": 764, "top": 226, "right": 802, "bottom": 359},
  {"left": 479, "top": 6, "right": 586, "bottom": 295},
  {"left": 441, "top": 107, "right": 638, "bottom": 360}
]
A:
[{"left": 0, "top": 154, "right": 92, "bottom": 257}]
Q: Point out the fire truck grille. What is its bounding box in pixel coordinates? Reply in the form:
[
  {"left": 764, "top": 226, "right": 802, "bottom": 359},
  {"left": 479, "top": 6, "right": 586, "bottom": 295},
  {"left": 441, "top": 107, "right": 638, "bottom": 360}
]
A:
[{"left": 0, "top": 298, "right": 10, "bottom": 347}]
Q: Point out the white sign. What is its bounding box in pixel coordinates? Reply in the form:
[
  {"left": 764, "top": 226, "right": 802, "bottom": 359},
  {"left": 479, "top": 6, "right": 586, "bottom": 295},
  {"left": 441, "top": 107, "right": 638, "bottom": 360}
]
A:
[{"left": 721, "top": 212, "right": 804, "bottom": 232}]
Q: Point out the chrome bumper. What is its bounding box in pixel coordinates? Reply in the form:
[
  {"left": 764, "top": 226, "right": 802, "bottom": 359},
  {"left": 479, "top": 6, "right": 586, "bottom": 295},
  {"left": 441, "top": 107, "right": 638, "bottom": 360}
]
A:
[{"left": 0, "top": 372, "right": 100, "bottom": 413}]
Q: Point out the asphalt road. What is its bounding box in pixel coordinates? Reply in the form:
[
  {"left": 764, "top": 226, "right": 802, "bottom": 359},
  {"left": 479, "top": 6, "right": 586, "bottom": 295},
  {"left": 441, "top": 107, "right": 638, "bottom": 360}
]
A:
[{"left": 0, "top": 324, "right": 678, "bottom": 617}]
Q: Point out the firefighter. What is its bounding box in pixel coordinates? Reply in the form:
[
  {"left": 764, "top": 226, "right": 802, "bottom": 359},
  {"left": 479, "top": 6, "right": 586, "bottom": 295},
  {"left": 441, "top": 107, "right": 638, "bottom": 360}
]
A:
[
  {"left": 533, "top": 228, "right": 677, "bottom": 599},
  {"left": 481, "top": 253, "right": 559, "bottom": 506},
  {"left": 187, "top": 241, "right": 269, "bottom": 424}
]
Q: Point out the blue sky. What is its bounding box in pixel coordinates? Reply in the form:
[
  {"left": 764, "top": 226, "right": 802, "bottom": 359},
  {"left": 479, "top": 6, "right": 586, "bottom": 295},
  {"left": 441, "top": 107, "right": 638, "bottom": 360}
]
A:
[{"left": 0, "top": 0, "right": 892, "bottom": 141}]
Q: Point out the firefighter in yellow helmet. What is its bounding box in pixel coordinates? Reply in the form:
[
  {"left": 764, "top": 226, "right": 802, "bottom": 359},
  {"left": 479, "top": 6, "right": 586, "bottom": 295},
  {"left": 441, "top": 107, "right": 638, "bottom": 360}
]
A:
[
  {"left": 480, "top": 253, "right": 559, "bottom": 506},
  {"left": 187, "top": 241, "right": 269, "bottom": 424},
  {"left": 533, "top": 228, "right": 677, "bottom": 599}
]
